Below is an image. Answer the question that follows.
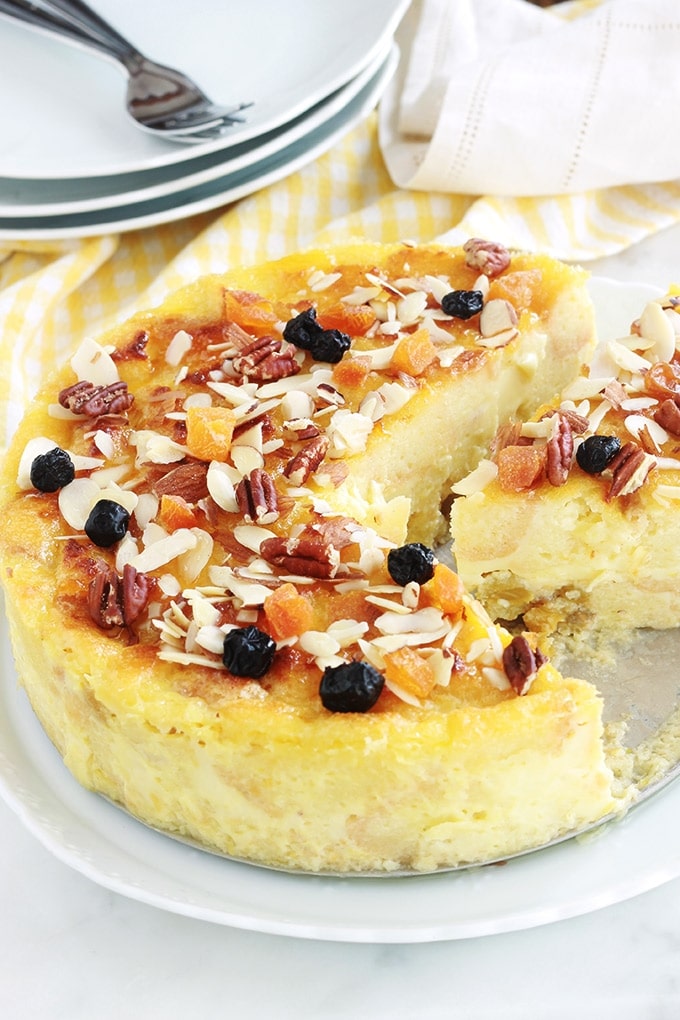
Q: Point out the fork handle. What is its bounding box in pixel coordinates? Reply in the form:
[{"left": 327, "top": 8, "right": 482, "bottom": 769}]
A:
[
  {"left": 35, "top": 0, "right": 138, "bottom": 60},
  {"left": 0, "top": 0, "right": 141, "bottom": 66}
]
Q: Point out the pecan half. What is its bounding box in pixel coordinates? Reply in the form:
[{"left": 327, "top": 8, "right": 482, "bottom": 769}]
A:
[
  {"left": 88, "top": 562, "right": 150, "bottom": 629},
  {"left": 260, "top": 532, "right": 340, "bottom": 579},
  {"left": 546, "top": 414, "right": 574, "bottom": 486},
  {"left": 606, "top": 441, "right": 655, "bottom": 501},
  {"left": 653, "top": 398, "right": 680, "bottom": 437},
  {"left": 120, "top": 563, "right": 151, "bottom": 626},
  {"left": 235, "top": 468, "right": 279, "bottom": 524},
  {"left": 88, "top": 563, "right": 124, "bottom": 628},
  {"left": 232, "top": 335, "right": 300, "bottom": 382},
  {"left": 502, "top": 635, "right": 546, "bottom": 696},
  {"left": 463, "top": 238, "right": 511, "bottom": 277},
  {"left": 59, "top": 380, "right": 134, "bottom": 417},
  {"left": 283, "top": 434, "right": 330, "bottom": 486}
]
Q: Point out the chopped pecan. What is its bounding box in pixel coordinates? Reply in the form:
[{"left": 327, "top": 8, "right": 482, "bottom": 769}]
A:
[
  {"left": 541, "top": 407, "right": 589, "bottom": 435},
  {"left": 313, "top": 461, "right": 349, "bottom": 488},
  {"left": 59, "top": 380, "right": 134, "bottom": 417},
  {"left": 233, "top": 412, "right": 276, "bottom": 442},
  {"left": 282, "top": 418, "right": 321, "bottom": 441},
  {"left": 602, "top": 379, "right": 628, "bottom": 409},
  {"left": 492, "top": 422, "right": 528, "bottom": 457},
  {"left": 232, "top": 335, "right": 300, "bottom": 382},
  {"left": 653, "top": 398, "right": 680, "bottom": 437},
  {"left": 152, "top": 461, "right": 209, "bottom": 503},
  {"left": 111, "top": 330, "right": 149, "bottom": 362},
  {"left": 235, "top": 468, "right": 279, "bottom": 524},
  {"left": 223, "top": 320, "right": 255, "bottom": 351},
  {"left": 283, "top": 434, "right": 330, "bottom": 486},
  {"left": 606, "top": 441, "right": 655, "bottom": 501},
  {"left": 636, "top": 422, "right": 660, "bottom": 455},
  {"left": 311, "top": 516, "right": 359, "bottom": 549},
  {"left": 260, "top": 532, "right": 340, "bottom": 579},
  {"left": 546, "top": 414, "right": 574, "bottom": 486},
  {"left": 444, "top": 647, "right": 465, "bottom": 674},
  {"left": 502, "top": 635, "right": 546, "bottom": 696},
  {"left": 88, "top": 562, "right": 150, "bottom": 630},
  {"left": 316, "top": 381, "right": 345, "bottom": 407},
  {"left": 463, "top": 238, "right": 511, "bottom": 277}
]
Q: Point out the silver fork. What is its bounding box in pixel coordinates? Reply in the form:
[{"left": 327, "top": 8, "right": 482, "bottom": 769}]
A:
[{"left": 0, "top": 0, "right": 253, "bottom": 141}]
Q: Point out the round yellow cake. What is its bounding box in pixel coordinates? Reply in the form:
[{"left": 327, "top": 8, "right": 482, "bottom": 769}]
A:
[{"left": 0, "top": 240, "right": 623, "bottom": 873}]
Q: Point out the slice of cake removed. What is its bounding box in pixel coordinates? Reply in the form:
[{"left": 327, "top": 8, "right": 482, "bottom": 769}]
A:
[{"left": 451, "top": 287, "right": 680, "bottom": 639}]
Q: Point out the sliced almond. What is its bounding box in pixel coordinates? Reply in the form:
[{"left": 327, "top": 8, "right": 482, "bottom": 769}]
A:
[
  {"left": 638, "top": 300, "right": 676, "bottom": 363},
  {"left": 479, "top": 298, "right": 518, "bottom": 339}
]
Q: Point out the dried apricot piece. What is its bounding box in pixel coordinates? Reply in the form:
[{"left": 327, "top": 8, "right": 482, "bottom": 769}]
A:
[
  {"left": 319, "top": 303, "right": 377, "bottom": 336},
  {"left": 383, "top": 647, "right": 437, "bottom": 700},
  {"left": 497, "top": 445, "right": 545, "bottom": 491},
  {"left": 157, "top": 494, "right": 200, "bottom": 532},
  {"left": 489, "top": 270, "right": 542, "bottom": 311},
  {"left": 420, "top": 563, "right": 465, "bottom": 618},
  {"left": 457, "top": 607, "right": 491, "bottom": 657},
  {"left": 332, "top": 354, "right": 372, "bottom": 390},
  {"left": 391, "top": 327, "right": 438, "bottom": 377},
  {"left": 645, "top": 359, "right": 680, "bottom": 399},
  {"left": 263, "top": 582, "right": 314, "bottom": 641},
  {"left": 185, "top": 406, "right": 237, "bottom": 461},
  {"left": 223, "top": 288, "right": 277, "bottom": 328}
]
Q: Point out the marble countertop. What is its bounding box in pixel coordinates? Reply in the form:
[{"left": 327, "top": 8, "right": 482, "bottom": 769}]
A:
[{"left": 2, "top": 222, "right": 680, "bottom": 1020}]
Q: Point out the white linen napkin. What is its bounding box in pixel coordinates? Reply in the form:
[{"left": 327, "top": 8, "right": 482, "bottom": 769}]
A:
[{"left": 380, "top": 0, "right": 680, "bottom": 197}]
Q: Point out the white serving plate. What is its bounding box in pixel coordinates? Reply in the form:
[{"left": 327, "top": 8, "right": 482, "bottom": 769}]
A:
[
  {"left": 1, "top": 601, "right": 679, "bottom": 944},
  {"left": 0, "top": 39, "right": 392, "bottom": 217},
  {"left": 0, "top": 0, "right": 409, "bottom": 179},
  {"left": 0, "top": 45, "right": 397, "bottom": 239},
  {"left": 0, "top": 279, "right": 678, "bottom": 942}
]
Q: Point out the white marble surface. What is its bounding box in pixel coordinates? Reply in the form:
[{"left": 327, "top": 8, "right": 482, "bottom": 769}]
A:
[{"left": 2, "top": 222, "right": 680, "bottom": 1019}]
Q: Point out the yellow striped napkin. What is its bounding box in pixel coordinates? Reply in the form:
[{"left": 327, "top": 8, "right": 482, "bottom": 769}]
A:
[{"left": 3, "top": 103, "right": 680, "bottom": 452}]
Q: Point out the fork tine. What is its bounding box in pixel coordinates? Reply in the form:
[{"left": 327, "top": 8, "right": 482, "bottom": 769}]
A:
[
  {"left": 143, "top": 102, "right": 253, "bottom": 136},
  {"left": 0, "top": 0, "right": 254, "bottom": 140}
]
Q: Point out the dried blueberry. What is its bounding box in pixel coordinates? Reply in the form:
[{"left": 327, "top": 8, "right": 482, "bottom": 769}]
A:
[
  {"left": 387, "top": 543, "right": 436, "bottom": 586},
  {"left": 576, "top": 434, "right": 621, "bottom": 475},
  {"left": 440, "top": 289, "right": 484, "bottom": 320},
  {"left": 84, "top": 499, "right": 130, "bottom": 548},
  {"left": 222, "top": 625, "right": 276, "bottom": 679},
  {"left": 283, "top": 307, "right": 319, "bottom": 348},
  {"left": 29, "top": 447, "right": 75, "bottom": 493},
  {"left": 319, "top": 660, "right": 384, "bottom": 713},
  {"left": 283, "top": 307, "right": 351, "bottom": 363}
]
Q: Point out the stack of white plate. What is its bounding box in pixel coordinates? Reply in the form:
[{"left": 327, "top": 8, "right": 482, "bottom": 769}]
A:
[{"left": 0, "top": 0, "right": 407, "bottom": 240}]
